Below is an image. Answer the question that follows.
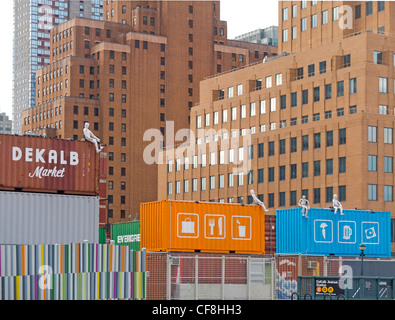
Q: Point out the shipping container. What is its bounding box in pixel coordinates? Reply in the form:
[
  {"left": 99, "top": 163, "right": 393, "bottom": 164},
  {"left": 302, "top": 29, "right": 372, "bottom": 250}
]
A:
[
  {"left": 111, "top": 221, "right": 141, "bottom": 251},
  {"left": 0, "top": 191, "right": 99, "bottom": 245},
  {"left": 0, "top": 134, "right": 99, "bottom": 195},
  {"left": 141, "top": 200, "right": 265, "bottom": 254},
  {"left": 99, "top": 227, "right": 107, "bottom": 244},
  {"left": 276, "top": 208, "right": 391, "bottom": 257}
]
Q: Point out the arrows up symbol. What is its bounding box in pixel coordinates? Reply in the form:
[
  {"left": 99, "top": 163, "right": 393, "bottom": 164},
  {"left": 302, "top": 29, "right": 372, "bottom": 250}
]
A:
[{"left": 320, "top": 223, "right": 328, "bottom": 239}]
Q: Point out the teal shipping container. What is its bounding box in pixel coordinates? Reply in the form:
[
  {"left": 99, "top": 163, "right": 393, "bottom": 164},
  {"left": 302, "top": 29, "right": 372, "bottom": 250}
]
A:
[
  {"left": 111, "top": 221, "right": 141, "bottom": 251},
  {"left": 276, "top": 208, "right": 391, "bottom": 257}
]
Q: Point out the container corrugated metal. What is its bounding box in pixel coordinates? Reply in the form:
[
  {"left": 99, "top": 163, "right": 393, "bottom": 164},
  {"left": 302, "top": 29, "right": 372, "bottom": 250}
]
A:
[
  {"left": 0, "top": 134, "right": 98, "bottom": 195},
  {"left": 112, "top": 221, "right": 141, "bottom": 251},
  {"left": 99, "top": 227, "right": 107, "bottom": 244},
  {"left": 276, "top": 208, "right": 391, "bottom": 257},
  {"left": 141, "top": 200, "right": 265, "bottom": 254},
  {"left": 0, "top": 191, "right": 99, "bottom": 245}
]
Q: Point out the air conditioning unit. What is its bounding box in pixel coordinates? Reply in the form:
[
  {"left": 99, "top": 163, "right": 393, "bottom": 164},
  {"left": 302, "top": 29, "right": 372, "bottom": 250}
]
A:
[
  {"left": 171, "top": 257, "right": 180, "bottom": 266},
  {"left": 307, "top": 261, "right": 318, "bottom": 269}
]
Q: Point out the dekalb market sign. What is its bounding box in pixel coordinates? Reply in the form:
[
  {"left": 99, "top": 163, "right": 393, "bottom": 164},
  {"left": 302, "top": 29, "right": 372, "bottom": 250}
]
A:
[{"left": 0, "top": 135, "right": 97, "bottom": 195}]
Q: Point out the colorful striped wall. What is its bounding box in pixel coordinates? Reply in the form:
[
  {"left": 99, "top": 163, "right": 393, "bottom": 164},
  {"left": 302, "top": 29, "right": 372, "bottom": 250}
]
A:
[{"left": 0, "top": 243, "right": 146, "bottom": 300}]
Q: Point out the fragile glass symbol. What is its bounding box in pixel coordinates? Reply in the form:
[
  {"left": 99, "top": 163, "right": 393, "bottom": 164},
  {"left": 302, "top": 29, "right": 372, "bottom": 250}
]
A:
[{"left": 181, "top": 218, "right": 195, "bottom": 234}]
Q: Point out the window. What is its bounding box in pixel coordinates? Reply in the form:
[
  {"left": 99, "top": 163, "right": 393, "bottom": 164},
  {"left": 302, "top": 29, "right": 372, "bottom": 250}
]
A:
[
  {"left": 282, "top": 29, "right": 288, "bottom": 43},
  {"left": 337, "top": 108, "right": 344, "bottom": 117},
  {"left": 314, "top": 133, "right": 321, "bottom": 149},
  {"left": 314, "top": 188, "right": 321, "bottom": 204},
  {"left": 292, "top": 26, "right": 297, "bottom": 40},
  {"left": 302, "top": 162, "right": 309, "bottom": 178},
  {"left": 374, "top": 51, "right": 383, "bottom": 64},
  {"left": 292, "top": 4, "right": 297, "bottom": 18},
  {"left": 378, "top": 1, "right": 385, "bottom": 12},
  {"left": 350, "top": 78, "right": 357, "bottom": 94},
  {"left": 276, "top": 73, "right": 283, "bottom": 86},
  {"left": 313, "top": 87, "right": 320, "bottom": 102},
  {"left": 268, "top": 194, "right": 275, "bottom": 208},
  {"left": 379, "top": 105, "right": 388, "bottom": 115},
  {"left": 301, "top": 17, "right": 307, "bottom": 31},
  {"left": 314, "top": 161, "right": 321, "bottom": 176},
  {"left": 339, "top": 157, "right": 346, "bottom": 173},
  {"left": 379, "top": 77, "right": 388, "bottom": 93},
  {"left": 268, "top": 167, "right": 275, "bottom": 182},
  {"left": 228, "top": 173, "right": 234, "bottom": 187},
  {"left": 384, "top": 157, "right": 393, "bottom": 173},
  {"left": 201, "top": 177, "right": 206, "bottom": 191},
  {"left": 326, "top": 187, "right": 333, "bottom": 203},
  {"left": 258, "top": 169, "right": 264, "bottom": 184},
  {"left": 290, "top": 164, "right": 297, "bottom": 180},
  {"left": 311, "top": 14, "right": 317, "bottom": 28},
  {"left": 283, "top": 7, "right": 288, "bottom": 21},
  {"left": 291, "top": 92, "right": 297, "bottom": 107},
  {"left": 291, "top": 137, "right": 297, "bottom": 153},
  {"left": 238, "top": 173, "right": 244, "bottom": 186},
  {"left": 322, "top": 10, "right": 328, "bottom": 24},
  {"left": 279, "top": 166, "right": 286, "bottom": 181},
  {"left": 355, "top": 4, "right": 361, "bottom": 19},
  {"left": 210, "top": 176, "right": 215, "bottom": 190},
  {"left": 270, "top": 98, "right": 276, "bottom": 112},
  {"left": 384, "top": 128, "right": 393, "bottom": 144},
  {"left": 319, "top": 61, "right": 326, "bottom": 74},
  {"left": 333, "top": 6, "right": 339, "bottom": 21},
  {"left": 258, "top": 143, "right": 264, "bottom": 158},
  {"left": 266, "top": 76, "right": 272, "bottom": 89},
  {"left": 385, "top": 186, "right": 393, "bottom": 202},
  {"left": 339, "top": 128, "right": 346, "bottom": 145},
  {"left": 269, "top": 141, "right": 275, "bottom": 156},
  {"left": 326, "top": 159, "right": 333, "bottom": 175},
  {"left": 368, "top": 155, "right": 377, "bottom": 172},
  {"left": 237, "top": 84, "right": 243, "bottom": 95},
  {"left": 343, "top": 54, "right": 351, "bottom": 67},
  {"left": 302, "top": 135, "right": 309, "bottom": 151},
  {"left": 279, "top": 192, "right": 286, "bottom": 207},
  {"left": 339, "top": 186, "right": 346, "bottom": 202},
  {"left": 325, "top": 84, "right": 332, "bottom": 99},
  {"left": 368, "top": 184, "right": 377, "bottom": 201},
  {"left": 308, "top": 64, "right": 315, "bottom": 77},
  {"left": 366, "top": 1, "right": 372, "bottom": 16},
  {"left": 279, "top": 139, "right": 286, "bottom": 154},
  {"left": 337, "top": 81, "right": 344, "bottom": 97},
  {"left": 368, "top": 126, "right": 377, "bottom": 142},
  {"left": 302, "top": 89, "right": 308, "bottom": 104},
  {"left": 167, "top": 182, "right": 172, "bottom": 195}
]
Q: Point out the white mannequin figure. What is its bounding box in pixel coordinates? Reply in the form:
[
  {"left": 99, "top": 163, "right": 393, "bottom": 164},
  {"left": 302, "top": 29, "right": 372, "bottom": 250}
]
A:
[
  {"left": 298, "top": 195, "right": 310, "bottom": 218},
  {"left": 333, "top": 194, "right": 344, "bottom": 215},
  {"left": 83, "top": 122, "right": 103, "bottom": 153},
  {"left": 250, "top": 190, "right": 269, "bottom": 212}
]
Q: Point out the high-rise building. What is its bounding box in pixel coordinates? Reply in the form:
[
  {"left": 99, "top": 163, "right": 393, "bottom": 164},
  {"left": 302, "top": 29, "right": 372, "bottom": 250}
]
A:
[
  {"left": 0, "top": 113, "right": 12, "bottom": 135},
  {"left": 159, "top": 1, "right": 395, "bottom": 253},
  {"left": 235, "top": 26, "right": 279, "bottom": 46},
  {"left": 13, "top": 0, "right": 103, "bottom": 134},
  {"left": 22, "top": 1, "right": 277, "bottom": 223}
]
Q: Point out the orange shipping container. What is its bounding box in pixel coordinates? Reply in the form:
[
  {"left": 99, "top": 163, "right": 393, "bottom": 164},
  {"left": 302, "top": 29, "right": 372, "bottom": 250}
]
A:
[
  {"left": 141, "top": 200, "right": 265, "bottom": 254},
  {"left": 0, "top": 134, "right": 99, "bottom": 195}
]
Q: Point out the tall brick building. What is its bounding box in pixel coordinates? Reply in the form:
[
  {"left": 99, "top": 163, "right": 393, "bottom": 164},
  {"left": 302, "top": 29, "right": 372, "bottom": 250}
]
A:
[
  {"left": 159, "top": 1, "right": 395, "bottom": 252},
  {"left": 22, "top": 1, "right": 277, "bottom": 223}
]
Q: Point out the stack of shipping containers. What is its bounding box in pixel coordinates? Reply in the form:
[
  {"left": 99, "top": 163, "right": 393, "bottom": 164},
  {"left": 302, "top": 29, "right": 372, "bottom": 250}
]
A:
[{"left": 0, "top": 134, "right": 107, "bottom": 245}]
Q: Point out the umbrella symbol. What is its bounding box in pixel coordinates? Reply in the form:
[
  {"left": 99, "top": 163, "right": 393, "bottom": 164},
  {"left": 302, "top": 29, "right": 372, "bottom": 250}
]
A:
[{"left": 320, "top": 223, "right": 328, "bottom": 239}]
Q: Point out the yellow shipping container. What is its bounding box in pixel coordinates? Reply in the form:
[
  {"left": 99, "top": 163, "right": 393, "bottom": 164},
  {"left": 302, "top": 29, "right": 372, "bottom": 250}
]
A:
[{"left": 141, "top": 200, "right": 265, "bottom": 254}]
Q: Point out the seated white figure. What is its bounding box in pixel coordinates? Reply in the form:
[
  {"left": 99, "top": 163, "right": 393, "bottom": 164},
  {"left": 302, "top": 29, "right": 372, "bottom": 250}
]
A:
[
  {"left": 250, "top": 189, "right": 269, "bottom": 212},
  {"left": 83, "top": 122, "right": 103, "bottom": 153},
  {"left": 333, "top": 194, "right": 344, "bottom": 215},
  {"left": 298, "top": 195, "right": 310, "bottom": 218}
]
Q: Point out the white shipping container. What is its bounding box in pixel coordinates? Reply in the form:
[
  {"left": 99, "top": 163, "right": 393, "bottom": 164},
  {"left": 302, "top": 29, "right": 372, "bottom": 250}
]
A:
[{"left": 0, "top": 191, "right": 99, "bottom": 245}]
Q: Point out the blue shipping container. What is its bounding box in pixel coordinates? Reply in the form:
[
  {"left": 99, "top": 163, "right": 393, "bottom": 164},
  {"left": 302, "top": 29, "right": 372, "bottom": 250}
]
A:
[{"left": 276, "top": 208, "right": 391, "bottom": 257}]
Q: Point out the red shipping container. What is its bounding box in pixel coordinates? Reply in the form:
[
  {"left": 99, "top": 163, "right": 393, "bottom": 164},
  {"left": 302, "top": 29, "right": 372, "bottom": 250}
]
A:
[{"left": 0, "top": 134, "right": 99, "bottom": 195}]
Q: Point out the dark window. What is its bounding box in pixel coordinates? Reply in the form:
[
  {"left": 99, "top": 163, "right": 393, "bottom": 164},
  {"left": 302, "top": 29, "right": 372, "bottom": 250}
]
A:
[
  {"left": 143, "top": 41, "right": 148, "bottom": 49},
  {"left": 313, "top": 87, "right": 320, "bottom": 102},
  {"left": 337, "top": 80, "right": 344, "bottom": 97},
  {"left": 290, "top": 164, "right": 297, "bottom": 180},
  {"left": 378, "top": 1, "right": 385, "bottom": 12},
  {"left": 326, "top": 187, "right": 333, "bottom": 203},
  {"left": 366, "top": 1, "right": 372, "bottom": 15},
  {"left": 326, "top": 159, "right": 333, "bottom": 175},
  {"left": 73, "top": 105, "right": 78, "bottom": 114},
  {"left": 314, "top": 188, "right": 321, "bottom": 204},
  {"left": 84, "top": 107, "right": 89, "bottom": 116},
  {"left": 269, "top": 167, "right": 275, "bottom": 182},
  {"left": 73, "top": 120, "right": 78, "bottom": 129},
  {"left": 268, "top": 194, "right": 275, "bottom": 208},
  {"left": 302, "top": 89, "right": 308, "bottom": 104},
  {"left": 135, "top": 40, "right": 140, "bottom": 48},
  {"left": 258, "top": 143, "right": 264, "bottom": 158},
  {"left": 279, "top": 192, "right": 286, "bottom": 207},
  {"left": 297, "top": 67, "right": 304, "bottom": 80},
  {"left": 291, "top": 137, "right": 297, "bottom": 153},
  {"left": 314, "top": 160, "right": 321, "bottom": 176},
  {"left": 308, "top": 64, "right": 315, "bottom": 77},
  {"left": 109, "top": 50, "right": 114, "bottom": 59},
  {"left": 302, "top": 189, "right": 309, "bottom": 200},
  {"left": 339, "top": 157, "right": 346, "bottom": 173},
  {"left": 302, "top": 162, "right": 309, "bottom": 178},
  {"left": 314, "top": 133, "right": 321, "bottom": 148},
  {"left": 325, "top": 84, "right": 332, "bottom": 99},
  {"left": 269, "top": 141, "right": 275, "bottom": 156},
  {"left": 279, "top": 139, "right": 286, "bottom": 154},
  {"left": 290, "top": 191, "right": 297, "bottom": 206},
  {"left": 279, "top": 166, "right": 286, "bottom": 181},
  {"left": 302, "top": 135, "right": 309, "bottom": 151},
  {"left": 280, "top": 95, "right": 287, "bottom": 109},
  {"left": 291, "top": 92, "right": 297, "bottom": 107},
  {"left": 85, "top": 27, "right": 90, "bottom": 35},
  {"left": 326, "top": 131, "right": 333, "bottom": 147},
  {"left": 258, "top": 169, "right": 264, "bottom": 183},
  {"left": 339, "top": 128, "right": 346, "bottom": 145},
  {"left": 339, "top": 186, "right": 346, "bottom": 201},
  {"left": 355, "top": 4, "right": 361, "bottom": 19},
  {"left": 319, "top": 61, "right": 326, "bottom": 74}
]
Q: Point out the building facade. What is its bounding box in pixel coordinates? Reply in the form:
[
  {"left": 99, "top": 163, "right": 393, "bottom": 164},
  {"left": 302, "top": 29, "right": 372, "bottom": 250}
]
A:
[
  {"left": 13, "top": 0, "right": 103, "bottom": 134},
  {"left": 22, "top": 1, "right": 277, "bottom": 223},
  {"left": 0, "top": 113, "right": 12, "bottom": 135},
  {"left": 159, "top": 1, "right": 395, "bottom": 251}
]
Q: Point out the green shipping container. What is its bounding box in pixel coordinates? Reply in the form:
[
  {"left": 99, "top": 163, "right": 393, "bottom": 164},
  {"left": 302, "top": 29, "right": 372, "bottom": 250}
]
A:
[
  {"left": 99, "top": 227, "right": 107, "bottom": 244},
  {"left": 111, "top": 221, "right": 141, "bottom": 251}
]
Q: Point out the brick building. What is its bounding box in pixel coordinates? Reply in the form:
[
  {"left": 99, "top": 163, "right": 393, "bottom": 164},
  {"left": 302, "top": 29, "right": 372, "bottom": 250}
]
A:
[
  {"left": 22, "top": 1, "right": 277, "bottom": 223},
  {"left": 159, "top": 1, "right": 395, "bottom": 252}
]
